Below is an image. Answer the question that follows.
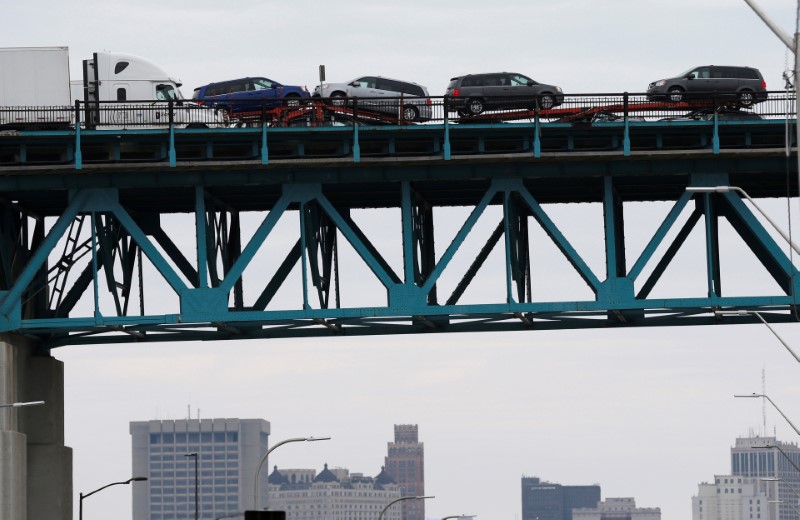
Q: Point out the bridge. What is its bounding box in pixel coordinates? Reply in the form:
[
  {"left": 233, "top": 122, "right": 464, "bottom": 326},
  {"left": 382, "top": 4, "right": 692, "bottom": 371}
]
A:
[{"left": 0, "top": 92, "right": 797, "bottom": 519}]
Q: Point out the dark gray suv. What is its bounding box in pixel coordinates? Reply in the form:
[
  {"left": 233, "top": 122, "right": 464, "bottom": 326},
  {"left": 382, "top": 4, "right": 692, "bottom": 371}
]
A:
[
  {"left": 646, "top": 65, "right": 767, "bottom": 106},
  {"left": 446, "top": 72, "right": 564, "bottom": 115}
]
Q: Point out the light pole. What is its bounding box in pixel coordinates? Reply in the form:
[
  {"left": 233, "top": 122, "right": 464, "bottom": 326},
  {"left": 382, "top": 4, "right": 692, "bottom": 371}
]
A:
[
  {"left": 0, "top": 400, "right": 44, "bottom": 408},
  {"left": 716, "top": 309, "right": 800, "bottom": 363},
  {"left": 741, "top": 0, "right": 799, "bottom": 197},
  {"left": 79, "top": 476, "right": 147, "bottom": 520},
  {"left": 253, "top": 436, "right": 331, "bottom": 511},
  {"left": 736, "top": 393, "right": 800, "bottom": 437},
  {"left": 685, "top": 186, "right": 800, "bottom": 257},
  {"left": 184, "top": 452, "right": 199, "bottom": 520},
  {"left": 378, "top": 495, "right": 435, "bottom": 520}
]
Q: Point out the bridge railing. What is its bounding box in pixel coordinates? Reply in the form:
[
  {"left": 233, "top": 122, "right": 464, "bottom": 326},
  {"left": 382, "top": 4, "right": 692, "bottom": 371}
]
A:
[{"left": 0, "top": 92, "right": 795, "bottom": 130}]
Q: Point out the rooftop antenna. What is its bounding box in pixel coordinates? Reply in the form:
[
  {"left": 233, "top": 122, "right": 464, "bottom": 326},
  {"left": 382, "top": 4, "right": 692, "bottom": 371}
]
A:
[
  {"left": 762, "top": 367, "right": 767, "bottom": 436},
  {"left": 187, "top": 404, "right": 191, "bottom": 421}
]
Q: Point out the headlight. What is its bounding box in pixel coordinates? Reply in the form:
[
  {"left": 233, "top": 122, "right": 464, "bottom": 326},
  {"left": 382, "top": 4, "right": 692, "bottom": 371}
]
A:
[
  {"left": 555, "top": 86, "right": 562, "bottom": 93},
  {"left": 655, "top": 80, "right": 666, "bottom": 87}
]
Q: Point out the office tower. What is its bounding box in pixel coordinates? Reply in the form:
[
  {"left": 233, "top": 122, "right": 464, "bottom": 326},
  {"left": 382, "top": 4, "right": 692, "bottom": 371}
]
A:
[
  {"left": 691, "top": 435, "right": 800, "bottom": 520},
  {"left": 130, "top": 418, "right": 270, "bottom": 520},
  {"left": 692, "top": 474, "right": 773, "bottom": 520},
  {"left": 521, "top": 476, "right": 601, "bottom": 520},
  {"left": 384, "top": 425, "right": 425, "bottom": 520},
  {"left": 731, "top": 436, "right": 800, "bottom": 520},
  {"left": 573, "top": 497, "right": 661, "bottom": 520},
  {"left": 267, "top": 464, "right": 401, "bottom": 520}
]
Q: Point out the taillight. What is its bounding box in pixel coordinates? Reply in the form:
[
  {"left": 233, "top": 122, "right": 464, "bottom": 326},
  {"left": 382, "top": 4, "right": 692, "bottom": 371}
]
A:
[
  {"left": 426, "top": 98, "right": 432, "bottom": 105},
  {"left": 762, "top": 80, "right": 767, "bottom": 89},
  {"left": 196, "top": 100, "right": 203, "bottom": 105},
  {"left": 453, "top": 89, "right": 460, "bottom": 97}
]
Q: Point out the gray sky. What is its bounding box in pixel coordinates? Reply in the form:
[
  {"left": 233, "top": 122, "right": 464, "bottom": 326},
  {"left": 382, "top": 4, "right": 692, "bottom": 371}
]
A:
[{"left": 5, "top": 1, "right": 800, "bottom": 519}]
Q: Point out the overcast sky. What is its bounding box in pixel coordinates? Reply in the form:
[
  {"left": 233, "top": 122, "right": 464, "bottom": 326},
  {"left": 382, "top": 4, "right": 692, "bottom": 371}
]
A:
[{"left": 5, "top": 1, "right": 800, "bottom": 520}]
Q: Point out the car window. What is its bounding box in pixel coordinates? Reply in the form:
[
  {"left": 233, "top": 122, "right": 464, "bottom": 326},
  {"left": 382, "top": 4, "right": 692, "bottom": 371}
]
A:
[
  {"left": 689, "top": 67, "right": 711, "bottom": 79},
  {"left": 739, "top": 68, "right": 760, "bottom": 79},
  {"left": 376, "top": 78, "right": 396, "bottom": 91},
  {"left": 354, "top": 77, "right": 377, "bottom": 89},
  {"left": 712, "top": 67, "right": 735, "bottom": 79},
  {"left": 510, "top": 74, "right": 533, "bottom": 86},
  {"left": 156, "top": 84, "right": 178, "bottom": 101},
  {"left": 253, "top": 78, "right": 275, "bottom": 90},
  {"left": 461, "top": 76, "right": 481, "bottom": 87},
  {"left": 483, "top": 75, "right": 505, "bottom": 87},
  {"left": 447, "top": 79, "right": 460, "bottom": 89}
]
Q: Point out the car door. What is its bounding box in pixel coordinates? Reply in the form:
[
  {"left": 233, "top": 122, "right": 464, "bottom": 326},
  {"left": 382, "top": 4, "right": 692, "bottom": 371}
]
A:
[
  {"left": 374, "top": 78, "right": 401, "bottom": 114},
  {"left": 481, "top": 74, "right": 507, "bottom": 109},
  {"left": 348, "top": 77, "right": 380, "bottom": 110},
  {"left": 686, "top": 66, "right": 712, "bottom": 96}
]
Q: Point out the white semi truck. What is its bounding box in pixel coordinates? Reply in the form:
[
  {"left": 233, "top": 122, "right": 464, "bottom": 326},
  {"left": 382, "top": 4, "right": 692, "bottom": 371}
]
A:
[{"left": 0, "top": 46, "right": 225, "bottom": 129}]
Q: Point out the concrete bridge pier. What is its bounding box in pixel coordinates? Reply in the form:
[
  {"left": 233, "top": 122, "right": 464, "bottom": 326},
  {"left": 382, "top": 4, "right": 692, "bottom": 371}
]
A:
[{"left": 0, "top": 334, "right": 72, "bottom": 520}]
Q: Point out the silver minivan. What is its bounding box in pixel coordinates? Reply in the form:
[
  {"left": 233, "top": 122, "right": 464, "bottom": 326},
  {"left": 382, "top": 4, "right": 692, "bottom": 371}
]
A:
[{"left": 314, "top": 76, "right": 432, "bottom": 122}]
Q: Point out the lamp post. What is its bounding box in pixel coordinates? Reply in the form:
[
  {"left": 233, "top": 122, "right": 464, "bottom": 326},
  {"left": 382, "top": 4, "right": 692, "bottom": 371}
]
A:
[
  {"left": 184, "top": 453, "right": 199, "bottom": 520},
  {"left": 0, "top": 400, "right": 44, "bottom": 408},
  {"left": 716, "top": 309, "right": 800, "bottom": 363},
  {"left": 741, "top": 0, "right": 799, "bottom": 197},
  {"left": 378, "top": 495, "right": 435, "bottom": 520},
  {"left": 79, "top": 476, "right": 147, "bottom": 520},
  {"left": 735, "top": 393, "right": 800, "bottom": 437},
  {"left": 253, "top": 436, "right": 331, "bottom": 511}
]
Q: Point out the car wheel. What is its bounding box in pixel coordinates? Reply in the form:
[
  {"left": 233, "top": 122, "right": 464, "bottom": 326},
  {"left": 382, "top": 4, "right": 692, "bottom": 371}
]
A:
[
  {"left": 330, "top": 92, "right": 347, "bottom": 107},
  {"left": 467, "top": 98, "right": 484, "bottom": 115},
  {"left": 667, "top": 88, "right": 684, "bottom": 103},
  {"left": 285, "top": 94, "right": 301, "bottom": 107},
  {"left": 738, "top": 90, "right": 755, "bottom": 107},
  {"left": 186, "top": 123, "right": 208, "bottom": 129},
  {"left": 402, "top": 105, "right": 419, "bottom": 122},
  {"left": 539, "top": 94, "right": 556, "bottom": 110}
]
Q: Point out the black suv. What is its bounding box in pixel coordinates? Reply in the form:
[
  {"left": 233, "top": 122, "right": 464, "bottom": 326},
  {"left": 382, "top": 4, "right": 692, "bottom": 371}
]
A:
[
  {"left": 446, "top": 72, "right": 564, "bottom": 115},
  {"left": 646, "top": 65, "right": 767, "bottom": 106}
]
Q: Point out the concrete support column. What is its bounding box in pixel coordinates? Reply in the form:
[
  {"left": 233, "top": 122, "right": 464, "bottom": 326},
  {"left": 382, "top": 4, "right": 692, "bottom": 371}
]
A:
[{"left": 0, "top": 334, "right": 72, "bottom": 520}]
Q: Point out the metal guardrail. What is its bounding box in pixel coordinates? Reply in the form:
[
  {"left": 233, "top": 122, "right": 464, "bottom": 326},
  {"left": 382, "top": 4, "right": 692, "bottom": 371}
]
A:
[{"left": 0, "top": 92, "right": 795, "bottom": 130}]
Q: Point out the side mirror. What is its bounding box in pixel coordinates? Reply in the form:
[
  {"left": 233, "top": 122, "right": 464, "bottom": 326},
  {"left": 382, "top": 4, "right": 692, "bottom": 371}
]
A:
[
  {"left": 349, "top": 82, "right": 359, "bottom": 87},
  {"left": 685, "top": 75, "right": 694, "bottom": 80},
  {"left": 527, "top": 81, "right": 536, "bottom": 86}
]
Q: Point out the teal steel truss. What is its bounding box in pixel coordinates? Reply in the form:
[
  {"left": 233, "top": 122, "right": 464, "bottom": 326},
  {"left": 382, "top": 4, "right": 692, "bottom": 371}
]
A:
[{"left": 0, "top": 123, "right": 796, "bottom": 349}]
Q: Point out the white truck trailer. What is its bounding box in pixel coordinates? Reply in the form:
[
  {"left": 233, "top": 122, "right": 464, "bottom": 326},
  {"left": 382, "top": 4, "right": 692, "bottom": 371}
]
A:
[{"left": 0, "top": 47, "right": 224, "bottom": 129}]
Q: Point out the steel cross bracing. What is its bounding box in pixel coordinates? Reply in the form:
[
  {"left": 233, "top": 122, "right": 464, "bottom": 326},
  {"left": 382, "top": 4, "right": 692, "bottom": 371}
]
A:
[{"left": 0, "top": 124, "right": 796, "bottom": 349}]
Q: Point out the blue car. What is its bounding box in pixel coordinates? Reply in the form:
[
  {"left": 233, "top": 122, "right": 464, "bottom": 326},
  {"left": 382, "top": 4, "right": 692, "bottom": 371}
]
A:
[{"left": 191, "top": 77, "right": 309, "bottom": 114}]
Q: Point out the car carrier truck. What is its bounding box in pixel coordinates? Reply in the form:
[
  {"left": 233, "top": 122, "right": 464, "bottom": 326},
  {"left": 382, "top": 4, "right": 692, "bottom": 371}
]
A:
[{"left": 0, "top": 46, "right": 224, "bottom": 129}]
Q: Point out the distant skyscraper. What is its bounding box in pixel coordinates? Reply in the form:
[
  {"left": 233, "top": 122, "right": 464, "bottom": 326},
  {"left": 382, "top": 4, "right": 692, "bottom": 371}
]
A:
[
  {"left": 130, "top": 418, "right": 270, "bottom": 520},
  {"left": 521, "top": 476, "right": 601, "bottom": 520},
  {"left": 267, "top": 464, "right": 401, "bottom": 519},
  {"left": 573, "top": 497, "right": 661, "bottom": 520},
  {"left": 691, "top": 435, "right": 800, "bottom": 520},
  {"left": 692, "top": 474, "right": 773, "bottom": 520},
  {"left": 385, "top": 425, "right": 425, "bottom": 520}
]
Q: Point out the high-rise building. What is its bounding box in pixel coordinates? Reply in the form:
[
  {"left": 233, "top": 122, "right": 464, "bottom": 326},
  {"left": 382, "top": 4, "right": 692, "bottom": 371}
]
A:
[
  {"left": 691, "top": 435, "right": 800, "bottom": 520},
  {"left": 130, "top": 418, "right": 270, "bottom": 520},
  {"left": 267, "top": 464, "right": 401, "bottom": 520},
  {"left": 692, "top": 474, "right": 774, "bottom": 520},
  {"left": 384, "top": 424, "right": 425, "bottom": 520},
  {"left": 521, "top": 476, "right": 601, "bottom": 520},
  {"left": 573, "top": 497, "right": 661, "bottom": 520}
]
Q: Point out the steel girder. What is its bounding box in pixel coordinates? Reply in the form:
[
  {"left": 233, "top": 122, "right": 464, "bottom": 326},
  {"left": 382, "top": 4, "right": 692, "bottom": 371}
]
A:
[{"left": 0, "top": 165, "right": 796, "bottom": 349}]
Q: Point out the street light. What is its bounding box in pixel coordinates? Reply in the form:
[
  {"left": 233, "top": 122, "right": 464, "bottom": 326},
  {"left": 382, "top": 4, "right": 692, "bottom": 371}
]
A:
[
  {"left": 79, "top": 476, "right": 147, "bottom": 520},
  {"left": 184, "top": 453, "right": 199, "bottom": 520},
  {"left": 685, "top": 186, "right": 800, "bottom": 256},
  {"left": 716, "top": 310, "right": 800, "bottom": 363},
  {"left": 0, "top": 400, "right": 45, "bottom": 408},
  {"left": 735, "top": 393, "right": 800, "bottom": 437},
  {"left": 378, "top": 495, "right": 435, "bottom": 520},
  {"left": 741, "top": 0, "right": 799, "bottom": 198},
  {"left": 253, "top": 436, "right": 331, "bottom": 510}
]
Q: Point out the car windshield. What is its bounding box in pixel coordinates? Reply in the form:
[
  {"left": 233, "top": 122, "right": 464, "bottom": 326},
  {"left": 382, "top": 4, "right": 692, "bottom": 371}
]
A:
[
  {"left": 510, "top": 74, "right": 534, "bottom": 86},
  {"left": 253, "top": 78, "right": 275, "bottom": 90}
]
